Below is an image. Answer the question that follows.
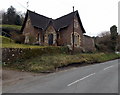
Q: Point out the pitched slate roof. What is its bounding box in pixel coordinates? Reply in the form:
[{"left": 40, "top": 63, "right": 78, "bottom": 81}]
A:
[
  {"left": 21, "top": 10, "right": 86, "bottom": 33},
  {"left": 28, "top": 10, "right": 51, "bottom": 30},
  {"left": 53, "top": 11, "right": 75, "bottom": 31},
  {"left": 53, "top": 10, "right": 85, "bottom": 33},
  {"left": 21, "top": 10, "right": 51, "bottom": 32}
]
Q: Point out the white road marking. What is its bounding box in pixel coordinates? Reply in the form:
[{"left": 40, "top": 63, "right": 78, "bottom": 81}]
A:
[
  {"left": 67, "top": 73, "right": 96, "bottom": 87},
  {"left": 103, "top": 65, "right": 114, "bottom": 70}
]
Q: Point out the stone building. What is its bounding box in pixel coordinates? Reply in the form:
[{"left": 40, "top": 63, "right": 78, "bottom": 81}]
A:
[{"left": 21, "top": 10, "right": 95, "bottom": 52}]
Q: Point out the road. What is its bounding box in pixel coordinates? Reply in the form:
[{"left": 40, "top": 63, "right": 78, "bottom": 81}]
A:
[{"left": 3, "top": 59, "right": 119, "bottom": 93}]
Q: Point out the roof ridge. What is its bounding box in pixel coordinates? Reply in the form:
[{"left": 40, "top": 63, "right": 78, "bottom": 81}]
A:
[
  {"left": 27, "top": 10, "right": 50, "bottom": 19},
  {"left": 27, "top": 10, "right": 78, "bottom": 20},
  {"left": 55, "top": 10, "right": 78, "bottom": 20}
]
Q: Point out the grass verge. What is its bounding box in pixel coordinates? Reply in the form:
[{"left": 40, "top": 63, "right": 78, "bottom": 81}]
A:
[{"left": 4, "top": 53, "right": 120, "bottom": 73}]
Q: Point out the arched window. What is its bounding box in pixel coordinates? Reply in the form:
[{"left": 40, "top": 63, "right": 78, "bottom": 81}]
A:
[
  {"left": 25, "top": 35, "right": 29, "bottom": 44},
  {"left": 71, "top": 32, "right": 81, "bottom": 47}
]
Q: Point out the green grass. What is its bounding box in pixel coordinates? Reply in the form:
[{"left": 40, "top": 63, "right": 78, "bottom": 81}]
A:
[
  {"left": 0, "top": 36, "right": 49, "bottom": 48},
  {"left": 2, "top": 43, "right": 48, "bottom": 48},
  {"left": 0, "top": 25, "right": 50, "bottom": 48},
  {"left": 5, "top": 53, "right": 120, "bottom": 73},
  {"left": 0, "top": 36, "right": 14, "bottom": 44},
  {"left": 1, "top": 24, "right": 22, "bottom": 31}
]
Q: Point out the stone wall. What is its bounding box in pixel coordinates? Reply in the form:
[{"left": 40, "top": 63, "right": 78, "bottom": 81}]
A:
[
  {"left": 2, "top": 48, "right": 24, "bottom": 64},
  {"left": 83, "top": 35, "right": 96, "bottom": 52},
  {"left": 2, "top": 47, "right": 69, "bottom": 64},
  {"left": 33, "top": 28, "right": 43, "bottom": 45}
]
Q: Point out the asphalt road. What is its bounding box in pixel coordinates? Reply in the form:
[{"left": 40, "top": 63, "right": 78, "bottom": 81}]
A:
[{"left": 3, "top": 59, "right": 119, "bottom": 93}]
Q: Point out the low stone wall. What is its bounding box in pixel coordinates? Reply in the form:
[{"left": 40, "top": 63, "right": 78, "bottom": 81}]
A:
[
  {"left": 2, "top": 47, "right": 68, "bottom": 64},
  {"left": 2, "top": 48, "right": 23, "bottom": 64}
]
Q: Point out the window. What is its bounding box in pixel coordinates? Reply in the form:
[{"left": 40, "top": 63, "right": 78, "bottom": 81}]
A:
[
  {"left": 25, "top": 35, "right": 29, "bottom": 43},
  {"left": 71, "top": 32, "right": 80, "bottom": 47},
  {"left": 74, "top": 35, "right": 78, "bottom": 45}
]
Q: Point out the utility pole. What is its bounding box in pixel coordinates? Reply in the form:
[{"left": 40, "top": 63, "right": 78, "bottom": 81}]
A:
[{"left": 72, "top": 6, "right": 75, "bottom": 54}]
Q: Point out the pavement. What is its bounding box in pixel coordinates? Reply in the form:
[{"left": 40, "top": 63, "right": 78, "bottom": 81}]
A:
[{"left": 2, "top": 59, "right": 119, "bottom": 93}]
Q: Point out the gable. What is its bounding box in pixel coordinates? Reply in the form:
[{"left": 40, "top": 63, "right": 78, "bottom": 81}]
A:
[
  {"left": 53, "top": 11, "right": 86, "bottom": 33},
  {"left": 74, "top": 11, "right": 86, "bottom": 33},
  {"left": 25, "top": 16, "right": 31, "bottom": 28},
  {"left": 21, "top": 10, "right": 51, "bottom": 33},
  {"left": 46, "top": 25, "right": 56, "bottom": 33},
  {"left": 73, "top": 15, "right": 83, "bottom": 33},
  {"left": 28, "top": 10, "right": 51, "bottom": 30},
  {"left": 53, "top": 12, "right": 74, "bottom": 31},
  {"left": 74, "top": 19, "right": 79, "bottom": 28}
]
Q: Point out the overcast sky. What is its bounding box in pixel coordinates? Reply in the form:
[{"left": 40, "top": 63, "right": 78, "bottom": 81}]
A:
[{"left": 0, "top": 0, "right": 119, "bottom": 36}]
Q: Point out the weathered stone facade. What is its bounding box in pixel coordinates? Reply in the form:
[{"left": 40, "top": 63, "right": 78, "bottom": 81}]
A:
[
  {"left": 23, "top": 16, "right": 38, "bottom": 44},
  {"left": 58, "top": 16, "right": 84, "bottom": 48},
  {"left": 44, "top": 25, "right": 57, "bottom": 46}
]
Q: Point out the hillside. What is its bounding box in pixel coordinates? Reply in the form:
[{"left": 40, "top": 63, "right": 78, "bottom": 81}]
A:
[
  {"left": 1, "top": 24, "right": 22, "bottom": 31},
  {"left": 0, "top": 36, "right": 14, "bottom": 44},
  {"left": 1, "top": 24, "right": 22, "bottom": 37}
]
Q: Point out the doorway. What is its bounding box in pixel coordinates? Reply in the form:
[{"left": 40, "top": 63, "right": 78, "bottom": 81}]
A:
[{"left": 48, "top": 34, "right": 53, "bottom": 45}]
